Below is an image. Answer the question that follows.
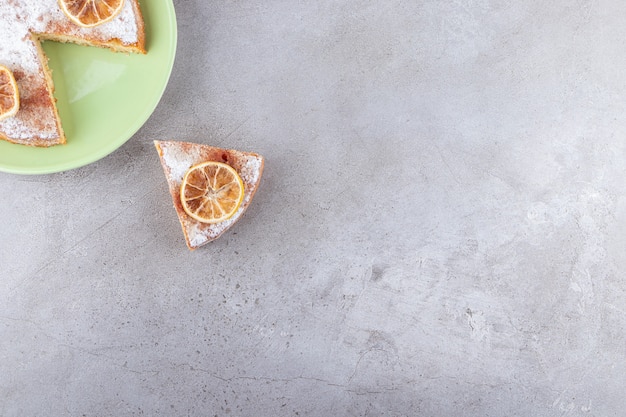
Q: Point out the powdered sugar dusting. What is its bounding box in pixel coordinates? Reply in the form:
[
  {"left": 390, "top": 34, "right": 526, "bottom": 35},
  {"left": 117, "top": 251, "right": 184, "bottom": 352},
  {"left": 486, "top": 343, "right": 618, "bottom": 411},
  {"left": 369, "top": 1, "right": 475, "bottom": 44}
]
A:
[
  {"left": 20, "top": 0, "right": 138, "bottom": 45},
  {"left": 0, "top": 31, "right": 60, "bottom": 141},
  {"left": 238, "top": 154, "right": 263, "bottom": 186},
  {"left": 161, "top": 145, "right": 203, "bottom": 183},
  {"left": 0, "top": 70, "right": 59, "bottom": 141},
  {"left": 158, "top": 141, "right": 264, "bottom": 189}
]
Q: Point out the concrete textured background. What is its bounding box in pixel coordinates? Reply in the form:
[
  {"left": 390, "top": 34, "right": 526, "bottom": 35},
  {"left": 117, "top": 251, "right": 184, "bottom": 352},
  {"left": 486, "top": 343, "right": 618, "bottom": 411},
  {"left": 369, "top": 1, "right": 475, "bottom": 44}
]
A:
[{"left": 2, "top": 0, "right": 626, "bottom": 415}]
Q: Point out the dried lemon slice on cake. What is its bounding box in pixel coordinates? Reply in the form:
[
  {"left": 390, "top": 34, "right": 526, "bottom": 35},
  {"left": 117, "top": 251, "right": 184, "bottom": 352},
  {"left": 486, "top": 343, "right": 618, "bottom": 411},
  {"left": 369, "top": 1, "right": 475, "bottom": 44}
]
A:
[
  {"left": 58, "top": 0, "right": 125, "bottom": 28},
  {"left": 180, "top": 161, "right": 245, "bottom": 224},
  {"left": 0, "top": 66, "right": 19, "bottom": 122}
]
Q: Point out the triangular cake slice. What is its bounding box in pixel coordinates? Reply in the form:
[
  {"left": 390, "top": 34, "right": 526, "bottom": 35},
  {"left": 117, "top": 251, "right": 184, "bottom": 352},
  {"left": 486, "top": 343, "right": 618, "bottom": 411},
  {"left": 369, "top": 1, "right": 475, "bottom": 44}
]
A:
[
  {"left": 0, "top": 0, "right": 145, "bottom": 146},
  {"left": 154, "top": 140, "right": 265, "bottom": 250}
]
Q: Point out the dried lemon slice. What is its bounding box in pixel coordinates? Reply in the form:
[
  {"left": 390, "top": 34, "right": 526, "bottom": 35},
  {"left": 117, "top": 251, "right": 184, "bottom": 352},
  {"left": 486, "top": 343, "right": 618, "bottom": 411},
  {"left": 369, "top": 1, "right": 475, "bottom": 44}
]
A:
[
  {"left": 0, "top": 66, "right": 19, "bottom": 122},
  {"left": 180, "top": 161, "right": 245, "bottom": 224},
  {"left": 58, "top": 0, "right": 125, "bottom": 28}
]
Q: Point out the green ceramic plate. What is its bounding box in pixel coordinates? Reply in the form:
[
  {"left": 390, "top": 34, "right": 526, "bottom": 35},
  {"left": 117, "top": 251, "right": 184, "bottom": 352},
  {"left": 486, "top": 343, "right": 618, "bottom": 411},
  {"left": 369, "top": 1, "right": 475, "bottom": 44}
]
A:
[{"left": 0, "top": 0, "right": 177, "bottom": 175}]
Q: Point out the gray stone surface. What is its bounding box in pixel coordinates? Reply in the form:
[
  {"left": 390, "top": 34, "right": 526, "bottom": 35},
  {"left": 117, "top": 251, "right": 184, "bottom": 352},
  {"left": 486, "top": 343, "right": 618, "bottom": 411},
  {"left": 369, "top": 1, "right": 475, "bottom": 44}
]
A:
[{"left": 2, "top": 0, "right": 626, "bottom": 415}]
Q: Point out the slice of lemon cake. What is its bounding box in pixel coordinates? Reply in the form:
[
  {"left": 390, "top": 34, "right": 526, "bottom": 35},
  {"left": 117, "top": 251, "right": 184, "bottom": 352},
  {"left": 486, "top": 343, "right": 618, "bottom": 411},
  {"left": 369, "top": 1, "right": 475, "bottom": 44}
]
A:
[
  {"left": 0, "top": 0, "right": 145, "bottom": 147},
  {"left": 154, "top": 140, "right": 265, "bottom": 250}
]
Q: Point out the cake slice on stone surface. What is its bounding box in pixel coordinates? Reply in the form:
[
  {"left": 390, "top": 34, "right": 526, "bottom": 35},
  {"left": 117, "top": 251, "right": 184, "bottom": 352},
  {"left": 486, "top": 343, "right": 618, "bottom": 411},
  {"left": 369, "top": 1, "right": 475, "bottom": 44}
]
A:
[{"left": 154, "top": 140, "right": 265, "bottom": 250}]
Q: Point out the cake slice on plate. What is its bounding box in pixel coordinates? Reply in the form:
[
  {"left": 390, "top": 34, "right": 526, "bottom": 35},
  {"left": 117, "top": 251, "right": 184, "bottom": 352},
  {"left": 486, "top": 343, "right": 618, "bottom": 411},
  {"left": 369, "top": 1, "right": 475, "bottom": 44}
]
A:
[
  {"left": 154, "top": 140, "right": 265, "bottom": 250},
  {"left": 0, "top": 0, "right": 146, "bottom": 147}
]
